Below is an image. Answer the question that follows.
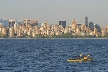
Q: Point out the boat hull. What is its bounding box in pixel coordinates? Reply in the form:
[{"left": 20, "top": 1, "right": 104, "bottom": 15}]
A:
[{"left": 68, "top": 58, "right": 93, "bottom": 62}]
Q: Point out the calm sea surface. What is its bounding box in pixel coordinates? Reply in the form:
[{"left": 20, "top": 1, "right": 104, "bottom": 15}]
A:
[{"left": 0, "top": 38, "right": 108, "bottom": 72}]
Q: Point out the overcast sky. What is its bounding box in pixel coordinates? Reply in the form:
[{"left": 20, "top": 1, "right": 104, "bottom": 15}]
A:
[{"left": 0, "top": 0, "right": 108, "bottom": 27}]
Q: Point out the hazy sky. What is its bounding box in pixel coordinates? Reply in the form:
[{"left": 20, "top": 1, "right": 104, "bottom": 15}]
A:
[{"left": 0, "top": 0, "right": 108, "bottom": 27}]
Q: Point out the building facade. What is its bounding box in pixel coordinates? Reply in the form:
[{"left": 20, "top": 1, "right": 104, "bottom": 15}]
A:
[
  {"left": 85, "top": 16, "right": 88, "bottom": 27},
  {"left": 9, "top": 20, "right": 15, "bottom": 28},
  {"left": 59, "top": 21, "right": 66, "bottom": 28},
  {"left": 31, "top": 20, "right": 38, "bottom": 26},
  {"left": 24, "top": 19, "right": 30, "bottom": 26},
  {"left": 89, "top": 22, "right": 94, "bottom": 31}
]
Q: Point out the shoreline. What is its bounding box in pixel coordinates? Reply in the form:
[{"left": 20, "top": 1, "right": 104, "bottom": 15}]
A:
[{"left": 0, "top": 38, "right": 108, "bottom": 39}]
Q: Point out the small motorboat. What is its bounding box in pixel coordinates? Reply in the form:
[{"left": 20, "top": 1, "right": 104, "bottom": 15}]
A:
[{"left": 68, "top": 58, "right": 93, "bottom": 62}]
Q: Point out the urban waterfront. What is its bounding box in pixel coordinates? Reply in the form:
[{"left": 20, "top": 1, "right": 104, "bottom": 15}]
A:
[
  {"left": 0, "top": 17, "right": 108, "bottom": 38},
  {"left": 0, "top": 39, "right": 108, "bottom": 72}
]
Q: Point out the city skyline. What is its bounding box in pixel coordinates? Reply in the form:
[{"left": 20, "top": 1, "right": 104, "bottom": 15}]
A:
[
  {"left": 0, "top": 0, "right": 108, "bottom": 27},
  {"left": 0, "top": 18, "right": 108, "bottom": 38},
  {"left": 0, "top": 17, "right": 106, "bottom": 28}
]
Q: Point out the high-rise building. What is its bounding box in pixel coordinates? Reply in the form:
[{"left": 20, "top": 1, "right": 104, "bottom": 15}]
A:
[
  {"left": 101, "top": 28, "right": 105, "bottom": 36},
  {"left": 2, "top": 27, "right": 7, "bottom": 36},
  {"left": 85, "top": 16, "right": 88, "bottom": 27},
  {"left": 94, "top": 28, "right": 98, "bottom": 35},
  {"left": 81, "top": 24, "right": 86, "bottom": 32},
  {"left": 89, "top": 22, "right": 94, "bottom": 31},
  {"left": 86, "top": 27, "right": 90, "bottom": 34},
  {"left": 59, "top": 21, "right": 66, "bottom": 28},
  {"left": 9, "top": 27, "right": 14, "bottom": 37},
  {"left": 94, "top": 24, "right": 101, "bottom": 32},
  {"left": 77, "top": 24, "right": 82, "bottom": 30},
  {"left": 31, "top": 20, "right": 38, "bottom": 26},
  {"left": 72, "top": 19, "right": 77, "bottom": 30},
  {"left": 24, "top": 19, "right": 30, "bottom": 26},
  {"left": 9, "top": 20, "right": 15, "bottom": 28}
]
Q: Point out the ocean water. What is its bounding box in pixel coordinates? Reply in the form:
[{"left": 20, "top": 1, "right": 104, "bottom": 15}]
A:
[{"left": 0, "top": 38, "right": 108, "bottom": 72}]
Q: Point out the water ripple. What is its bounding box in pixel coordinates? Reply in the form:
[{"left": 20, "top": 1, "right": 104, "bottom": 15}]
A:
[{"left": 0, "top": 39, "right": 108, "bottom": 72}]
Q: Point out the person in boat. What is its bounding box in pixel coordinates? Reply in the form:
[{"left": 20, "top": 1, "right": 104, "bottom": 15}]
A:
[
  {"left": 77, "top": 55, "right": 80, "bottom": 60},
  {"left": 83, "top": 56, "right": 88, "bottom": 60},
  {"left": 77, "top": 54, "right": 82, "bottom": 60}
]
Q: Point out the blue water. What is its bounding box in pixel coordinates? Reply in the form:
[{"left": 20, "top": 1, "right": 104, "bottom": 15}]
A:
[{"left": 0, "top": 39, "right": 108, "bottom": 72}]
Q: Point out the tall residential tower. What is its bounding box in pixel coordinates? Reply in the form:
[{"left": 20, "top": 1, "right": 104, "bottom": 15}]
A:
[
  {"left": 9, "top": 20, "right": 15, "bottom": 28},
  {"left": 85, "top": 16, "right": 88, "bottom": 27},
  {"left": 59, "top": 21, "right": 66, "bottom": 28}
]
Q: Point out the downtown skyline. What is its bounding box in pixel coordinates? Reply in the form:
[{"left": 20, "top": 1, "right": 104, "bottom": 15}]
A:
[
  {"left": 0, "top": 17, "right": 106, "bottom": 28},
  {"left": 0, "top": 0, "right": 108, "bottom": 27}
]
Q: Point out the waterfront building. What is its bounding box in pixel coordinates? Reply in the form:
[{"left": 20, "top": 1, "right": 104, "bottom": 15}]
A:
[
  {"left": 2, "top": 27, "right": 7, "bottom": 36},
  {"left": 28, "top": 30, "right": 32, "bottom": 36},
  {"left": 32, "top": 31, "right": 36, "bottom": 37},
  {"left": 81, "top": 24, "right": 86, "bottom": 32},
  {"left": 0, "top": 17, "right": 107, "bottom": 38},
  {"left": 89, "top": 22, "right": 94, "bottom": 31},
  {"left": 9, "top": 27, "right": 14, "bottom": 37},
  {"left": 85, "top": 16, "right": 88, "bottom": 27},
  {"left": 90, "top": 31, "right": 94, "bottom": 36},
  {"left": 47, "top": 30, "right": 50, "bottom": 36},
  {"left": 31, "top": 20, "right": 38, "bottom": 26},
  {"left": 61, "top": 28, "right": 65, "bottom": 33},
  {"left": 24, "top": 27, "right": 29, "bottom": 34},
  {"left": 76, "top": 27, "right": 80, "bottom": 35},
  {"left": 97, "top": 24, "right": 101, "bottom": 32},
  {"left": 59, "top": 21, "right": 66, "bottom": 28},
  {"left": 64, "top": 26, "right": 69, "bottom": 33},
  {"left": 104, "top": 28, "right": 108, "bottom": 34},
  {"left": 17, "top": 29, "right": 20, "bottom": 37},
  {"left": 41, "top": 22, "right": 47, "bottom": 29},
  {"left": 72, "top": 19, "right": 77, "bottom": 31},
  {"left": 34, "top": 25, "right": 39, "bottom": 30},
  {"left": 14, "top": 23, "right": 18, "bottom": 34},
  {"left": 106, "top": 26, "right": 108, "bottom": 33},
  {"left": 86, "top": 27, "right": 90, "bottom": 34},
  {"left": 54, "top": 24, "right": 60, "bottom": 32},
  {"left": 40, "top": 26, "right": 45, "bottom": 34},
  {"left": 94, "top": 28, "right": 98, "bottom": 35},
  {"left": 47, "top": 24, "right": 51, "bottom": 31},
  {"left": 9, "top": 20, "right": 15, "bottom": 28},
  {"left": 81, "top": 31, "right": 86, "bottom": 36},
  {"left": 77, "top": 24, "right": 81, "bottom": 31},
  {"left": 24, "top": 19, "right": 30, "bottom": 27},
  {"left": 101, "top": 28, "right": 105, "bottom": 36},
  {"left": 0, "top": 23, "right": 4, "bottom": 28}
]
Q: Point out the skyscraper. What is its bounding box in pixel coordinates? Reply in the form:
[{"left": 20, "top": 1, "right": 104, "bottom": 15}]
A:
[
  {"left": 72, "top": 19, "right": 77, "bottom": 30},
  {"left": 9, "top": 20, "right": 15, "bottom": 28},
  {"left": 89, "top": 22, "right": 94, "bottom": 31},
  {"left": 94, "top": 24, "right": 101, "bottom": 32},
  {"left": 85, "top": 16, "right": 88, "bottom": 27},
  {"left": 59, "top": 21, "right": 66, "bottom": 28},
  {"left": 24, "top": 19, "right": 30, "bottom": 26}
]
